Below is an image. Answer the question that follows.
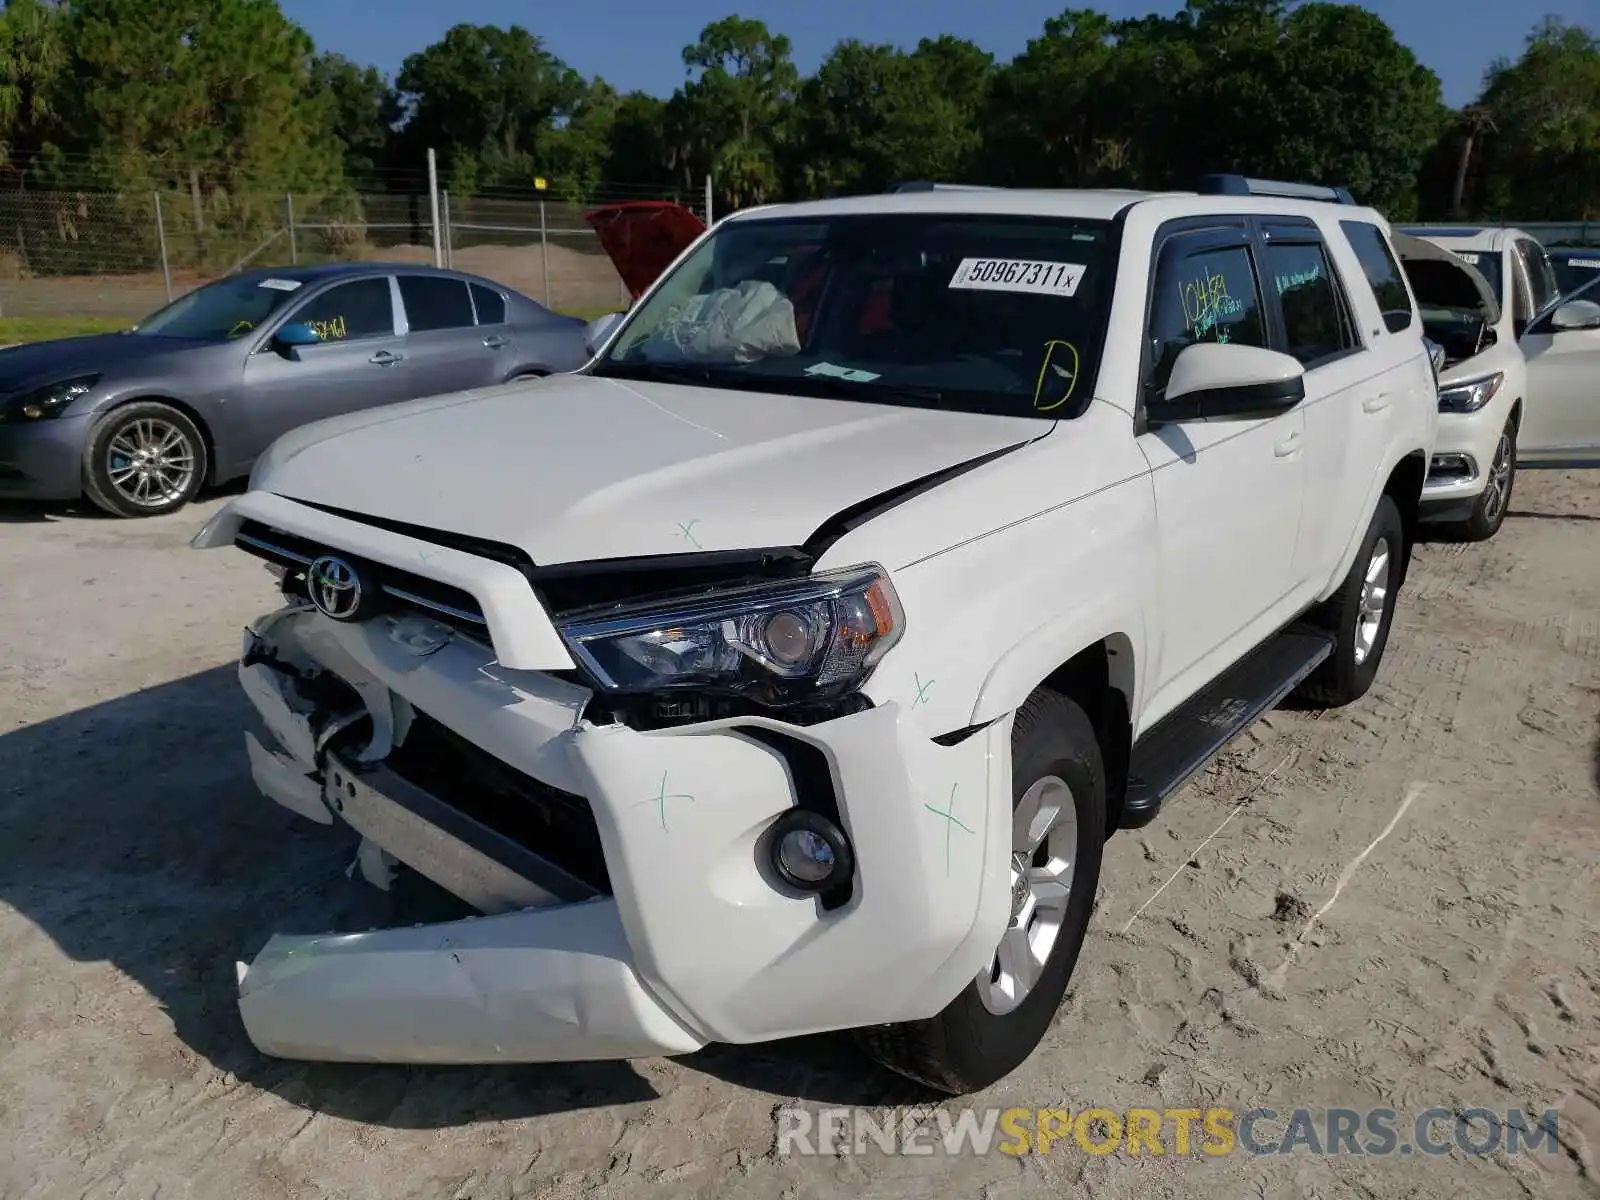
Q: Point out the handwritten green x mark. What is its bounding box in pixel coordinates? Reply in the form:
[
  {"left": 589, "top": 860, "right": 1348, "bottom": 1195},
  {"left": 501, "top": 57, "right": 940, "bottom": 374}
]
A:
[
  {"left": 924, "top": 783, "right": 974, "bottom": 873},
  {"left": 635, "top": 770, "right": 695, "bottom": 833}
]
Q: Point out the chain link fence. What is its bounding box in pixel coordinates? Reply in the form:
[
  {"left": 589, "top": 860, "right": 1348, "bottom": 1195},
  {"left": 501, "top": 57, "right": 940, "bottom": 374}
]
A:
[{"left": 0, "top": 178, "right": 709, "bottom": 323}]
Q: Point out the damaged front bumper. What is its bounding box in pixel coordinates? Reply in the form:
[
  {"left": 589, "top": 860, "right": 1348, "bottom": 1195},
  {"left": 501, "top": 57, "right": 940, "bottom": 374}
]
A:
[{"left": 233, "top": 605, "right": 1014, "bottom": 1065}]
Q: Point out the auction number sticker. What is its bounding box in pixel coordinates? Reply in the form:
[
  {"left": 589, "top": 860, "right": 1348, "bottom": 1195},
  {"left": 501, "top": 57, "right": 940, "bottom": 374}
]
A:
[
  {"left": 949, "top": 258, "right": 1086, "bottom": 297},
  {"left": 259, "top": 278, "right": 303, "bottom": 291},
  {"left": 1455, "top": 252, "right": 1481, "bottom": 265}
]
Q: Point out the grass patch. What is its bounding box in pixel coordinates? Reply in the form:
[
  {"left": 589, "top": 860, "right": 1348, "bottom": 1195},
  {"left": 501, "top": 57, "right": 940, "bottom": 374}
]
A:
[{"left": 0, "top": 315, "right": 131, "bottom": 344}]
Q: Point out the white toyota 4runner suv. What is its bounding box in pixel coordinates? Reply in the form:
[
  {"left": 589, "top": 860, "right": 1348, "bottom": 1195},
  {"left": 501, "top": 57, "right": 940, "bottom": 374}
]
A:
[{"left": 194, "top": 175, "right": 1437, "bottom": 1094}]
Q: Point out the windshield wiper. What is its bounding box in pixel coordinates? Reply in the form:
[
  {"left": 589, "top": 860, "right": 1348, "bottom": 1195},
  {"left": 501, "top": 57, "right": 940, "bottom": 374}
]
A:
[
  {"left": 590, "top": 360, "right": 722, "bottom": 387},
  {"left": 786, "top": 374, "right": 948, "bottom": 408}
]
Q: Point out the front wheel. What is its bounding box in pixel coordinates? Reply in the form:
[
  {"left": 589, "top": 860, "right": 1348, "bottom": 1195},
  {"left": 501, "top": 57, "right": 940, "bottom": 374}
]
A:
[
  {"left": 82, "top": 402, "right": 207, "bottom": 518},
  {"left": 855, "top": 689, "right": 1105, "bottom": 1095},
  {"left": 1451, "top": 419, "right": 1517, "bottom": 542},
  {"left": 1296, "top": 494, "right": 1404, "bottom": 707}
]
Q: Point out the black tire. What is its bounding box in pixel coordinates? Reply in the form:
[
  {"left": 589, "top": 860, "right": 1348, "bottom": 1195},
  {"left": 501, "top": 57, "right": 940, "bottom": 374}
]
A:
[
  {"left": 1296, "top": 494, "right": 1404, "bottom": 707},
  {"left": 82, "top": 401, "right": 208, "bottom": 518},
  {"left": 855, "top": 688, "right": 1106, "bottom": 1095},
  {"left": 1448, "top": 418, "right": 1517, "bottom": 542}
]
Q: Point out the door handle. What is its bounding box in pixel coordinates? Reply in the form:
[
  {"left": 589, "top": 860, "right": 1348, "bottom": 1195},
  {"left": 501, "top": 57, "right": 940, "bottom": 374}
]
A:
[
  {"left": 1362, "top": 392, "right": 1391, "bottom": 414},
  {"left": 1274, "top": 431, "right": 1303, "bottom": 458},
  {"left": 369, "top": 350, "right": 404, "bottom": 367},
  {"left": 482, "top": 335, "right": 508, "bottom": 350}
]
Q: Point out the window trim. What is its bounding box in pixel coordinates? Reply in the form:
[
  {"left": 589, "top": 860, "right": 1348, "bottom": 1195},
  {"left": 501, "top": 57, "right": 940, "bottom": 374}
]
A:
[
  {"left": 395, "top": 272, "right": 479, "bottom": 335},
  {"left": 1136, "top": 216, "right": 1267, "bottom": 423},
  {"left": 1256, "top": 220, "right": 1364, "bottom": 373}
]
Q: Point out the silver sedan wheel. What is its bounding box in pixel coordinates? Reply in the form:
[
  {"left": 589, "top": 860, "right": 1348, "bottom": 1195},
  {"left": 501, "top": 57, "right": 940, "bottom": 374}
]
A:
[
  {"left": 977, "top": 774, "right": 1078, "bottom": 1016},
  {"left": 1480, "top": 431, "right": 1514, "bottom": 523},
  {"left": 1353, "top": 537, "right": 1392, "bottom": 666},
  {"left": 106, "top": 418, "right": 196, "bottom": 508}
]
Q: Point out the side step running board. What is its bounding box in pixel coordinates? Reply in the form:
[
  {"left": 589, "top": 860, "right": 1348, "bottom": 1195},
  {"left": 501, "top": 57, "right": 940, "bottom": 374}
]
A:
[{"left": 1120, "top": 628, "right": 1333, "bottom": 830}]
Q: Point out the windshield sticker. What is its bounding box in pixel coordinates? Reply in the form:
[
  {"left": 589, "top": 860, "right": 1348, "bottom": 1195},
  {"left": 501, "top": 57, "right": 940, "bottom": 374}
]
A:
[
  {"left": 1568, "top": 258, "right": 1600, "bottom": 270},
  {"left": 1454, "top": 252, "right": 1481, "bottom": 265},
  {"left": 259, "top": 278, "right": 303, "bottom": 291},
  {"left": 1033, "top": 340, "right": 1080, "bottom": 413},
  {"left": 806, "top": 361, "right": 881, "bottom": 383},
  {"left": 1180, "top": 268, "right": 1245, "bottom": 339},
  {"left": 948, "top": 258, "right": 1086, "bottom": 297}
]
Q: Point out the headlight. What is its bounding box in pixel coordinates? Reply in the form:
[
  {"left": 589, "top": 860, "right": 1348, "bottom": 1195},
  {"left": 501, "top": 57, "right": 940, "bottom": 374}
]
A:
[
  {"left": 559, "top": 564, "right": 904, "bottom": 706},
  {"left": 1437, "top": 372, "right": 1503, "bottom": 414},
  {"left": 0, "top": 374, "right": 100, "bottom": 423}
]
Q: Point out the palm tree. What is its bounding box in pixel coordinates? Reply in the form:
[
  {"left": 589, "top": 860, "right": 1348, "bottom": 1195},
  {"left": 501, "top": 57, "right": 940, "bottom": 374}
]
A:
[{"left": 1450, "top": 105, "right": 1497, "bottom": 219}]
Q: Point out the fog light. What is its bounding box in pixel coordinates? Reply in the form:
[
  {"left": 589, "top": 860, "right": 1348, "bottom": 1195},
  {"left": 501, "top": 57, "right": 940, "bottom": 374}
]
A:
[{"left": 768, "top": 810, "right": 853, "bottom": 893}]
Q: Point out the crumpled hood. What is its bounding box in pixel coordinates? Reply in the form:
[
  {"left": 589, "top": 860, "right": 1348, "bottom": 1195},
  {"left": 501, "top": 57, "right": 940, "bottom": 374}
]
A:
[{"left": 253, "top": 373, "right": 1049, "bottom": 564}]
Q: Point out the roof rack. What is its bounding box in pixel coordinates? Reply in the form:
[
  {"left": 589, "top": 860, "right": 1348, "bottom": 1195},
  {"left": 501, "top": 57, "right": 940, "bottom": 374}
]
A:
[
  {"left": 889, "top": 181, "right": 1005, "bottom": 193},
  {"left": 1196, "top": 174, "right": 1356, "bottom": 205}
]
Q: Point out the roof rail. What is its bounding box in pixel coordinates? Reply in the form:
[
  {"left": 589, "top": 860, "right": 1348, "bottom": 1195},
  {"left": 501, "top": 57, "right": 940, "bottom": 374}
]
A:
[
  {"left": 1196, "top": 174, "right": 1356, "bottom": 205},
  {"left": 889, "top": 181, "right": 1005, "bottom": 193}
]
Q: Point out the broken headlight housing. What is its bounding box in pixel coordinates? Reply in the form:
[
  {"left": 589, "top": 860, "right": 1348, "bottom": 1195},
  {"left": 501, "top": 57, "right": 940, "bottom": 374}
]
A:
[
  {"left": 558, "top": 564, "right": 904, "bottom": 707},
  {"left": 1437, "top": 371, "right": 1503, "bottom": 414}
]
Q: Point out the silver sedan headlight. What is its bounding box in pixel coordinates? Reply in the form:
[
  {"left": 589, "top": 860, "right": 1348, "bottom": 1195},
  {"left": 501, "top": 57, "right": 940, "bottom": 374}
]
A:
[{"left": 559, "top": 564, "right": 904, "bottom": 706}]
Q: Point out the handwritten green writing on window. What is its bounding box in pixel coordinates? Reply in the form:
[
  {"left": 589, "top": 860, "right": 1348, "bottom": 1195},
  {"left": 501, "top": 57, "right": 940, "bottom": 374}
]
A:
[
  {"left": 1179, "top": 268, "right": 1245, "bottom": 340},
  {"left": 1275, "top": 267, "right": 1323, "bottom": 295}
]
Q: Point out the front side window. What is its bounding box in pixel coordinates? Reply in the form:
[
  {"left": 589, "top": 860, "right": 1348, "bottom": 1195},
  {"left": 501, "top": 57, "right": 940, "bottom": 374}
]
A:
[
  {"left": 288, "top": 278, "right": 395, "bottom": 342},
  {"left": 134, "top": 275, "right": 303, "bottom": 341},
  {"left": 1145, "top": 238, "right": 1267, "bottom": 393},
  {"left": 399, "top": 276, "right": 476, "bottom": 332},
  {"left": 1338, "top": 221, "right": 1413, "bottom": 333},
  {"left": 1265, "top": 240, "right": 1356, "bottom": 366},
  {"left": 593, "top": 213, "right": 1118, "bottom": 418}
]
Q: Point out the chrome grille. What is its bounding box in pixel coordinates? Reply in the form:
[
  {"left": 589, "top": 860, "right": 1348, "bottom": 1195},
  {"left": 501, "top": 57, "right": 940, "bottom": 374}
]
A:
[{"left": 234, "top": 519, "right": 489, "bottom": 637}]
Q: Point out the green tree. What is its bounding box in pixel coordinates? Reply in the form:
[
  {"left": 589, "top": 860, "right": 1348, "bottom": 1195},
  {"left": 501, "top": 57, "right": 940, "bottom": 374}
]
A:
[
  {"left": 392, "top": 23, "right": 584, "bottom": 192},
  {"left": 62, "top": 0, "right": 343, "bottom": 194},
  {"left": 672, "top": 16, "right": 798, "bottom": 209},
  {"left": 0, "top": 0, "right": 69, "bottom": 179},
  {"left": 600, "top": 91, "right": 674, "bottom": 193},
  {"left": 1472, "top": 19, "right": 1600, "bottom": 218},
  {"left": 310, "top": 52, "right": 395, "bottom": 190},
  {"left": 790, "top": 36, "right": 993, "bottom": 195}
]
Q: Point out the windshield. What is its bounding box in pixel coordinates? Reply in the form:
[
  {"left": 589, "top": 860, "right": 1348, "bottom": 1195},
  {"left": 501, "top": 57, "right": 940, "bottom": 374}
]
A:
[
  {"left": 1446, "top": 248, "right": 1502, "bottom": 306},
  {"left": 1553, "top": 253, "right": 1600, "bottom": 298},
  {"left": 133, "top": 274, "right": 304, "bottom": 340},
  {"left": 592, "top": 213, "right": 1117, "bottom": 418}
]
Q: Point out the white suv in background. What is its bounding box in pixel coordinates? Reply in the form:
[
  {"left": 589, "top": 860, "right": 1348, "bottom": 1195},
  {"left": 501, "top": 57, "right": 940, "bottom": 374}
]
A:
[
  {"left": 194, "top": 176, "right": 1436, "bottom": 1094},
  {"left": 1401, "top": 225, "right": 1600, "bottom": 536}
]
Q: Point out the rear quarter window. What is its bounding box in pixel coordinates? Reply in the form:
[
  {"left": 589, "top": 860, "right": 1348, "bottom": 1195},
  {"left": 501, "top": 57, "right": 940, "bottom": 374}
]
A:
[{"left": 1338, "top": 221, "right": 1414, "bottom": 333}]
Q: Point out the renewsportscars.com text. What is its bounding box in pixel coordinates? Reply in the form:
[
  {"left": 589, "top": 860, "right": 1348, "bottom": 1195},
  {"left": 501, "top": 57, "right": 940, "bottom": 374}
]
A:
[{"left": 775, "top": 1106, "right": 1561, "bottom": 1158}]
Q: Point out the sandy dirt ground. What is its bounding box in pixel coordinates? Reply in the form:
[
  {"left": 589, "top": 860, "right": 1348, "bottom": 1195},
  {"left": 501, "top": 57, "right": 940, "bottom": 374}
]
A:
[{"left": 1, "top": 471, "right": 1597, "bottom": 1199}]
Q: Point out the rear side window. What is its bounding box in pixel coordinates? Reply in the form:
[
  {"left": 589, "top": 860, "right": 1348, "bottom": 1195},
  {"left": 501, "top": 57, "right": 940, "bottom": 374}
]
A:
[
  {"left": 288, "top": 278, "right": 394, "bottom": 342},
  {"left": 1147, "top": 237, "right": 1267, "bottom": 393},
  {"left": 1339, "top": 221, "right": 1413, "bottom": 333},
  {"left": 1264, "top": 240, "right": 1356, "bottom": 367},
  {"left": 399, "top": 276, "right": 476, "bottom": 332},
  {"left": 471, "top": 283, "right": 507, "bottom": 325}
]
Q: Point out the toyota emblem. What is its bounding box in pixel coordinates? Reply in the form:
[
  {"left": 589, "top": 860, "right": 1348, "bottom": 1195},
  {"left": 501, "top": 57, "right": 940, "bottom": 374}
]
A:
[{"left": 306, "top": 555, "right": 366, "bottom": 621}]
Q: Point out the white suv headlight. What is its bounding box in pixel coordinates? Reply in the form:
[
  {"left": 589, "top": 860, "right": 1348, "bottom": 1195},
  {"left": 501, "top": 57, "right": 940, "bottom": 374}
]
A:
[
  {"left": 558, "top": 564, "right": 904, "bottom": 706},
  {"left": 1437, "top": 371, "right": 1504, "bottom": 414}
]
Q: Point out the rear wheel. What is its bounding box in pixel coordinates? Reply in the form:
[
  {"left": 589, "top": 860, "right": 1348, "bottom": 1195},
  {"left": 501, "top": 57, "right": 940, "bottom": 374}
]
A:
[
  {"left": 1450, "top": 418, "right": 1517, "bottom": 542},
  {"left": 855, "top": 689, "right": 1105, "bottom": 1095},
  {"left": 82, "top": 402, "right": 207, "bottom": 518}
]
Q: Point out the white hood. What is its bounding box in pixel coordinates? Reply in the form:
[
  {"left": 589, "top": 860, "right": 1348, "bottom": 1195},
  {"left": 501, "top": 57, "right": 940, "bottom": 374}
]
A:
[{"left": 251, "top": 374, "right": 1050, "bottom": 564}]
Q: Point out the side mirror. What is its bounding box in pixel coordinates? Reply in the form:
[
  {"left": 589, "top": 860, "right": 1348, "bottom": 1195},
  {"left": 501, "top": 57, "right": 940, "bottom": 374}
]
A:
[
  {"left": 1551, "top": 299, "right": 1600, "bottom": 332},
  {"left": 584, "top": 311, "right": 625, "bottom": 355},
  {"left": 1424, "top": 337, "right": 1447, "bottom": 378},
  {"left": 273, "top": 322, "right": 322, "bottom": 349},
  {"left": 1147, "top": 342, "right": 1307, "bottom": 424}
]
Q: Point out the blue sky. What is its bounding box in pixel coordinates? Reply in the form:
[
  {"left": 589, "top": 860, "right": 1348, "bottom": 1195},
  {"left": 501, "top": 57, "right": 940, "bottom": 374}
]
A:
[{"left": 279, "top": 0, "right": 1594, "bottom": 109}]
